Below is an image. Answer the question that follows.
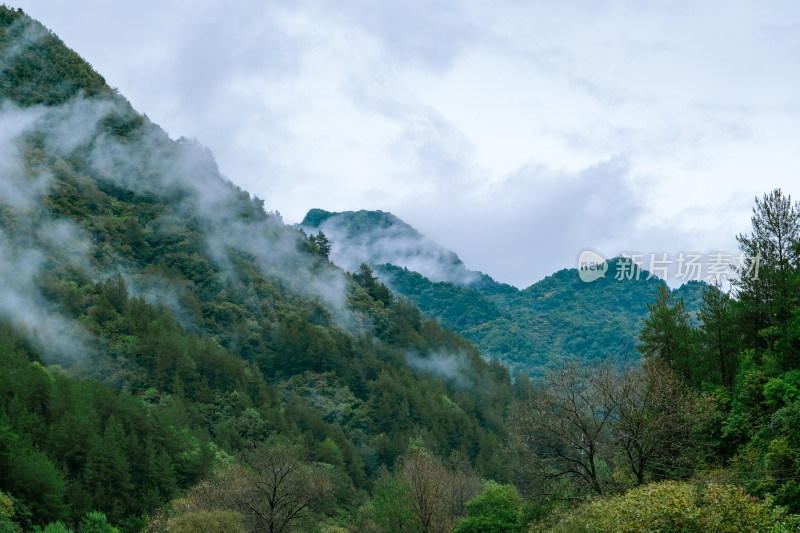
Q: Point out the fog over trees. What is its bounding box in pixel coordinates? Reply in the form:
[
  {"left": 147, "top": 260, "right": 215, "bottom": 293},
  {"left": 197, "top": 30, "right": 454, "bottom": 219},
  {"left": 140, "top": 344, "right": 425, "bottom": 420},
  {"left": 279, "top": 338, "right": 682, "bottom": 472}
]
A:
[{"left": 2, "top": 6, "right": 800, "bottom": 533}]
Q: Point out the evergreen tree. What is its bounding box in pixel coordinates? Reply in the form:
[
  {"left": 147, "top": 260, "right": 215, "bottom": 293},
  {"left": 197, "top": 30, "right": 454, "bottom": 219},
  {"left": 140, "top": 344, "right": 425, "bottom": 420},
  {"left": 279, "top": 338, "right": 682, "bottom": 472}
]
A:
[
  {"left": 638, "top": 285, "right": 694, "bottom": 384},
  {"left": 354, "top": 263, "right": 393, "bottom": 306},
  {"left": 734, "top": 189, "right": 800, "bottom": 361},
  {"left": 76, "top": 512, "right": 118, "bottom": 533},
  {"left": 314, "top": 231, "right": 331, "bottom": 261},
  {"left": 697, "top": 283, "right": 738, "bottom": 389}
]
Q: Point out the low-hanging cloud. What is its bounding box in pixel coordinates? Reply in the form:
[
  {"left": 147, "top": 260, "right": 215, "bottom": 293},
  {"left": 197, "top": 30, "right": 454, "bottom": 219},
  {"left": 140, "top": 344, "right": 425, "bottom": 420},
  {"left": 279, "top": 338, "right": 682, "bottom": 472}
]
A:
[
  {"left": 16, "top": 1, "right": 797, "bottom": 295},
  {"left": 0, "top": 50, "right": 374, "bottom": 368},
  {"left": 405, "top": 349, "right": 472, "bottom": 389},
  {"left": 300, "top": 209, "right": 482, "bottom": 287},
  {"left": 89, "top": 102, "right": 364, "bottom": 329},
  {"left": 0, "top": 222, "right": 99, "bottom": 364},
  {"left": 0, "top": 100, "right": 103, "bottom": 363},
  {"left": 0, "top": 87, "right": 365, "bottom": 340},
  {"left": 397, "top": 155, "right": 648, "bottom": 287}
]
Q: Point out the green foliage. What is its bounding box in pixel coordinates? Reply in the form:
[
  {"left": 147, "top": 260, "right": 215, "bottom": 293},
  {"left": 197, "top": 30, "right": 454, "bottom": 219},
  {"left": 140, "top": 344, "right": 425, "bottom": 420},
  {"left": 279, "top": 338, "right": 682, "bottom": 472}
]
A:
[
  {"left": 625, "top": 189, "right": 800, "bottom": 516},
  {"left": 639, "top": 284, "right": 694, "bottom": 382},
  {"left": 378, "top": 261, "right": 707, "bottom": 378},
  {"left": 165, "top": 509, "right": 245, "bottom": 533},
  {"left": 696, "top": 283, "right": 738, "bottom": 390},
  {"left": 308, "top": 231, "right": 332, "bottom": 261},
  {"left": 454, "top": 481, "right": 524, "bottom": 533},
  {"left": 38, "top": 522, "right": 72, "bottom": 533},
  {"left": 302, "top": 207, "right": 712, "bottom": 377},
  {"left": 76, "top": 512, "right": 118, "bottom": 533},
  {"left": 0, "top": 491, "right": 18, "bottom": 533},
  {"left": 354, "top": 263, "right": 393, "bottom": 307},
  {"left": 2, "top": 442, "right": 67, "bottom": 523},
  {"left": 735, "top": 189, "right": 800, "bottom": 361},
  {"left": 764, "top": 372, "right": 800, "bottom": 409},
  {"left": 0, "top": 492, "right": 12, "bottom": 521},
  {"left": 0, "top": 7, "right": 110, "bottom": 106},
  {"left": 539, "top": 481, "right": 800, "bottom": 533},
  {"left": 0, "top": 63, "right": 513, "bottom": 523},
  {"left": 0, "top": 337, "right": 212, "bottom": 525},
  {"left": 375, "top": 265, "right": 502, "bottom": 330},
  {"left": 370, "top": 468, "right": 421, "bottom": 533}
]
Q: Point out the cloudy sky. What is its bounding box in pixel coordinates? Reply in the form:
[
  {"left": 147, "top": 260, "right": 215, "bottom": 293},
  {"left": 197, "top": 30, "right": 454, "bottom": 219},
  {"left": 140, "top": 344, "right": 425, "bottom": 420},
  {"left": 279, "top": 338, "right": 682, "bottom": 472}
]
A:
[{"left": 14, "top": 1, "right": 800, "bottom": 287}]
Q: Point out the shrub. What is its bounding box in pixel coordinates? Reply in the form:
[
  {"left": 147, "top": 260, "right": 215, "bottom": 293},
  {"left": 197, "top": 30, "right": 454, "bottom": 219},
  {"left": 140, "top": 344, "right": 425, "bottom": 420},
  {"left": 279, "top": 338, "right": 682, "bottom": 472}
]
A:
[{"left": 537, "top": 481, "right": 800, "bottom": 533}]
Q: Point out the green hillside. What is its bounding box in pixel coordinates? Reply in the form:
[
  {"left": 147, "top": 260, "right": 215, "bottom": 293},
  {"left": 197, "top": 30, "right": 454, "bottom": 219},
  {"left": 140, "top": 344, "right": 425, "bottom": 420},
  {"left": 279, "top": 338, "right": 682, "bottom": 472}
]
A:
[
  {"left": 302, "top": 209, "right": 708, "bottom": 375},
  {"left": 0, "top": 8, "right": 514, "bottom": 531},
  {"left": 3, "top": 6, "right": 800, "bottom": 533}
]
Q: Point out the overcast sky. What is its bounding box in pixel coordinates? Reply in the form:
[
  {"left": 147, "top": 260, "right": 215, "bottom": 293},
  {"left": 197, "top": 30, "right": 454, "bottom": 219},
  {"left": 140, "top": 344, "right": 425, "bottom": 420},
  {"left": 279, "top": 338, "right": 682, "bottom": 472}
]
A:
[{"left": 13, "top": 1, "right": 800, "bottom": 288}]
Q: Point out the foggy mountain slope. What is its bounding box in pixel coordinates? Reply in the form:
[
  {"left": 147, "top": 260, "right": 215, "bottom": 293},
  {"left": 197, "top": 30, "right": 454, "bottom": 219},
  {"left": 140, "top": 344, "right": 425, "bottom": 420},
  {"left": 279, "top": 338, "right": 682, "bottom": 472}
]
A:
[
  {"left": 4, "top": 7, "right": 799, "bottom": 533},
  {"left": 0, "top": 7, "right": 516, "bottom": 526},
  {"left": 299, "top": 208, "right": 513, "bottom": 293},
  {"left": 303, "top": 209, "right": 708, "bottom": 375}
]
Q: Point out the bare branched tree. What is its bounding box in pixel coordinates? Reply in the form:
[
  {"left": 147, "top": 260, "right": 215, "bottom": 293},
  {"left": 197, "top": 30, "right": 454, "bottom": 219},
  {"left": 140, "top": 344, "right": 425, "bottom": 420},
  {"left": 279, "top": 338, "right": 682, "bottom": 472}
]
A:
[
  {"left": 402, "top": 444, "right": 458, "bottom": 533},
  {"left": 510, "top": 363, "right": 614, "bottom": 496},
  {"left": 510, "top": 360, "right": 711, "bottom": 500},
  {"left": 187, "top": 437, "right": 334, "bottom": 533},
  {"left": 446, "top": 451, "right": 482, "bottom": 521},
  {"left": 595, "top": 360, "right": 707, "bottom": 486}
]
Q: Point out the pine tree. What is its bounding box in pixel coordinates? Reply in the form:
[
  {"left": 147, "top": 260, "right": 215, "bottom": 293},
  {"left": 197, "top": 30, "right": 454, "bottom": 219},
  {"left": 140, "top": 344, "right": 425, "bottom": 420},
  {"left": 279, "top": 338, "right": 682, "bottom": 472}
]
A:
[
  {"left": 314, "top": 231, "right": 331, "bottom": 261},
  {"left": 639, "top": 285, "right": 694, "bottom": 383},
  {"left": 697, "top": 284, "right": 738, "bottom": 389},
  {"left": 734, "top": 189, "right": 800, "bottom": 360}
]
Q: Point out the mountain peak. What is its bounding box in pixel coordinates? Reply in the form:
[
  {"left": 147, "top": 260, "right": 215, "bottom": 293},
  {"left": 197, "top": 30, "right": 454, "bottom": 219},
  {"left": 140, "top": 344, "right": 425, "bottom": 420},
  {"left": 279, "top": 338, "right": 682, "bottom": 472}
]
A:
[
  {"left": 301, "top": 208, "right": 415, "bottom": 239},
  {"left": 299, "top": 208, "right": 501, "bottom": 288}
]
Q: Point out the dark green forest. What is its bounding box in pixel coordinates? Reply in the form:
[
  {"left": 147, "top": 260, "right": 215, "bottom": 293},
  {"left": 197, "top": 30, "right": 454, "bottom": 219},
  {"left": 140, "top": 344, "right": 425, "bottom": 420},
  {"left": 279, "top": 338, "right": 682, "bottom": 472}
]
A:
[
  {"left": 376, "top": 261, "right": 708, "bottom": 377},
  {"left": 301, "top": 209, "right": 707, "bottom": 377},
  {"left": 2, "top": 6, "right": 800, "bottom": 532}
]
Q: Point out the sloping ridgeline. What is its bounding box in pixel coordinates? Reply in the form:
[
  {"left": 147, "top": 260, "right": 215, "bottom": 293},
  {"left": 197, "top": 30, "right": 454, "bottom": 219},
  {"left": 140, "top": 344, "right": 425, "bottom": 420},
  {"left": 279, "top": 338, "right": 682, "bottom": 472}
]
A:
[
  {"left": 301, "top": 209, "right": 707, "bottom": 377},
  {"left": 380, "top": 261, "right": 707, "bottom": 376},
  {"left": 0, "top": 7, "right": 515, "bottom": 530},
  {"left": 299, "top": 208, "right": 507, "bottom": 290}
]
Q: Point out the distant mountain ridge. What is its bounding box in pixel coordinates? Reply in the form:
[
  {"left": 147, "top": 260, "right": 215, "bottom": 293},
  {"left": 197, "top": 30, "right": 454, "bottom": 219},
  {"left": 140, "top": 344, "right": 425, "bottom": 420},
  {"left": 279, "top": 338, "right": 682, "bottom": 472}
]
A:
[
  {"left": 299, "top": 208, "right": 512, "bottom": 293},
  {"left": 303, "top": 209, "right": 708, "bottom": 375}
]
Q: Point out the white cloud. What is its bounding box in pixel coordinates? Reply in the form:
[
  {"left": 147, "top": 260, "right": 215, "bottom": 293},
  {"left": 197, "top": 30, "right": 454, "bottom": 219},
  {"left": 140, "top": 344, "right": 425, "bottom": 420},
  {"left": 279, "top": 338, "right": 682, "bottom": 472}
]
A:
[{"left": 13, "top": 0, "right": 800, "bottom": 286}]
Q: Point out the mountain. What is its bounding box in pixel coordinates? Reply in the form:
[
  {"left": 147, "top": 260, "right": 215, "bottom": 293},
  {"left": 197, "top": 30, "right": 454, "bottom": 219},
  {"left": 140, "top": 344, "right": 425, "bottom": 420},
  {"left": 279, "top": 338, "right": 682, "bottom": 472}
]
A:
[
  {"left": 6, "top": 7, "right": 798, "bottom": 532},
  {"left": 303, "top": 209, "right": 709, "bottom": 375},
  {"left": 0, "top": 8, "right": 515, "bottom": 529},
  {"left": 299, "top": 208, "right": 513, "bottom": 293}
]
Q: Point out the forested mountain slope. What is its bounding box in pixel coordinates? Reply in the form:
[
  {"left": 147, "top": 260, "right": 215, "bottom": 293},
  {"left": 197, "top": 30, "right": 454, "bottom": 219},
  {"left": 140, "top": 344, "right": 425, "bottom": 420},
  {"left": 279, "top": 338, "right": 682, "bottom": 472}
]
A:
[
  {"left": 3, "top": 7, "right": 800, "bottom": 533},
  {"left": 303, "top": 209, "right": 707, "bottom": 375},
  {"left": 299, "top": 208, "right": 509, "bottom": 291},
  {"left": 0, "top": 7, "right": 515, "bottom": 531}
]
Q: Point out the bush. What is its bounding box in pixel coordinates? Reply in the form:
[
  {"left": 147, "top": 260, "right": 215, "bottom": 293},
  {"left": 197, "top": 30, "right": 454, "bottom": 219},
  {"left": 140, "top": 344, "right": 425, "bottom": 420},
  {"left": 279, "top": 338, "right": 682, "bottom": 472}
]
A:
[
  {"left": 537, "top": 481, "right": 800, "bottom": 533},
  {"left": 454, "top": 481, "right": 524, "bottom": 533},
  {"left": 77, "top": 512, "right": 118, "bottom": 533},
  {"left": 166, "top": 510, "right": 245, "bottom": 533}
]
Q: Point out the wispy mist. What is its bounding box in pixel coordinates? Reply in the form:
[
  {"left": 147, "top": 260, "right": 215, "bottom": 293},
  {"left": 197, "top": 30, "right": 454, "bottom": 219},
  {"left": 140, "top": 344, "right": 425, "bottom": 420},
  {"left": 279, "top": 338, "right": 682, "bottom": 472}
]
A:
[
  {"left": 301, "top": 210, "right": 482, "bottom": 287},
  {"left": 0, "top": 87, "right": 366, "bottom": 364},
  {"left": 405, "top": 349, "right": 472, "bottom": 388},
  {"left": 0, "top": 223, "right": 98, "bottom": 363}
]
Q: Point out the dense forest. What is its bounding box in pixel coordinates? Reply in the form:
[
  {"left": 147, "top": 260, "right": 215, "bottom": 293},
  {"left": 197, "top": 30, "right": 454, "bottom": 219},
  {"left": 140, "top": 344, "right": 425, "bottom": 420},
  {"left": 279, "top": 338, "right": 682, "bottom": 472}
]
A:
[
  {"left": 301, "top": 209, "right": 707, "bottom": 377},
  {"left": 2, "top": 6, "right": 800, "bottom": 532}
]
